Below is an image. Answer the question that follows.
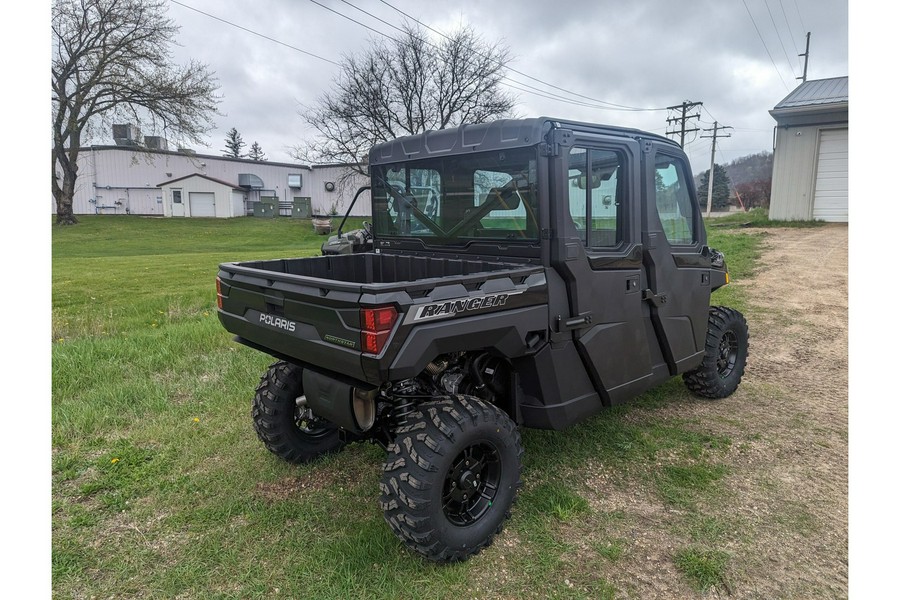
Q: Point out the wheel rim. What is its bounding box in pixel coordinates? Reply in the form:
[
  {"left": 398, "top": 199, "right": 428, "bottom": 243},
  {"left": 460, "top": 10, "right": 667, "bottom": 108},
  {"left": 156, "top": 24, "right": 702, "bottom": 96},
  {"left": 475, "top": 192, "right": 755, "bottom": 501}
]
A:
[
  {"left": 442, "top": 442, "right": 502, "bottom": 526},
  {"left": 717, "top": 330, "right": 739, "bottom": 379}
]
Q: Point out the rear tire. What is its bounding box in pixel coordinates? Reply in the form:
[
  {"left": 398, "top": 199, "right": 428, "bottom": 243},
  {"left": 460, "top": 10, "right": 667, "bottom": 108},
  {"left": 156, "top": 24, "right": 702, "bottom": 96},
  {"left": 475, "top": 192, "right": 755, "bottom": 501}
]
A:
[
  {"left": 251, "top": 361, "right": 345, "bottom": 463},
  {"left": 379, "top": 395, "right": 523, "bottom": 563},
  {"left": 683, "top": 306, "right": 749, "bottom": 398}
]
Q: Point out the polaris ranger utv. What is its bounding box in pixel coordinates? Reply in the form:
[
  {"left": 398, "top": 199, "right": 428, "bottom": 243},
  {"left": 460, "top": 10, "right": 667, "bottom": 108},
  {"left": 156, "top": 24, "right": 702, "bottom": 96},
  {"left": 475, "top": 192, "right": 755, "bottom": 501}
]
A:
[{"left": 216, "top": 117, "right": 748, "bottom": 562}]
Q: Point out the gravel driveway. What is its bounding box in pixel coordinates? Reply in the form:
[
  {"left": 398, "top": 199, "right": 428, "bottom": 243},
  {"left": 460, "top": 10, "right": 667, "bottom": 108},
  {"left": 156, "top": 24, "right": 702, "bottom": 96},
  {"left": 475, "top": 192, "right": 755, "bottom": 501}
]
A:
[{"left": 695, "top": 224, "right": 848, "bottom": 598}]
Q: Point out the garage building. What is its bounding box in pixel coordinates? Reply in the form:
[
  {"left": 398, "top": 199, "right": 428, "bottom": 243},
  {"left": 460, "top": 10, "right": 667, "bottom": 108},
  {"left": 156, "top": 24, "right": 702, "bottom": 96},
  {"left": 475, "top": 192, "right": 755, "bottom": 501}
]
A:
[
  {"left": 768, "top": 76, "right": 848, "bottom": 222},
  {"left": 53, "top": 127, "right": 371, "bottom": 218}
]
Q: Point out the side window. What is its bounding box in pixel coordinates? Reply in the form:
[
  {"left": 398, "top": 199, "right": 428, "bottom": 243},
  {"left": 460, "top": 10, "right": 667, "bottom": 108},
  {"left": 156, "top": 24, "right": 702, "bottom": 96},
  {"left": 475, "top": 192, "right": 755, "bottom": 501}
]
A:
[
  {"left": 654, "top": 156, "right": 695, "bottom": 245},
  {"left": 567, "top": 147, "right": 622, "bottom": 248},
  {"left": 567, "top": 148, "right": 588, "bottom": 245}
]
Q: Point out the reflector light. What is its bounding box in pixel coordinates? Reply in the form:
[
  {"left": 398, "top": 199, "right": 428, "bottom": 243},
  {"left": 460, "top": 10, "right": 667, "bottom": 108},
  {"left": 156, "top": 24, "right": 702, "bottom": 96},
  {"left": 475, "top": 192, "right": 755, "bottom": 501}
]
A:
[
  {"left": 216, "top": 277, "right": 224, "bottom": 309},
  {"left": 360, "top": 306, "right": 397, "bottom": 354},
  {"left": 362, "top": 306, "right": 397, "bottom": 332}
]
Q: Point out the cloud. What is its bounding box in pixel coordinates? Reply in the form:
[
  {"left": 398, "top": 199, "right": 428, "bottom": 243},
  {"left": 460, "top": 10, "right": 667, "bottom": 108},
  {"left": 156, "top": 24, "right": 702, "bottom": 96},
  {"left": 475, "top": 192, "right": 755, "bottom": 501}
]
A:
[{"left": 160, "top": 0, "right": 847, "bottom": 169}]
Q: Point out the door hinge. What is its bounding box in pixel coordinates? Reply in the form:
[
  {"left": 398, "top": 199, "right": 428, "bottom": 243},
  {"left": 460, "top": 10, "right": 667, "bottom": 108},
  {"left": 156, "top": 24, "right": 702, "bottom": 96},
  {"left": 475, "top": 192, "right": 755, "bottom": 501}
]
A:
[{"left": 541, "top": 128, "right": 575, "bottom": 156}]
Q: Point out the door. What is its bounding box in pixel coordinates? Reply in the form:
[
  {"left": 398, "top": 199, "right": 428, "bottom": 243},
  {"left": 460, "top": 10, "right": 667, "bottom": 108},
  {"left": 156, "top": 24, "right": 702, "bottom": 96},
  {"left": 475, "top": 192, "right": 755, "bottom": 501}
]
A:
[
  {"left": 189, "top": 192, "right": 216, "bottom": 217},
  {"left": 171, "top": 189, "right": 185, "bottom": 217},
  {"left": 641, "top": 143, "right": 712, "bottom": 374},
  {"left": 554, "top": 140, "right": 663, "bottom": 405},
  {"left": 812, "top": 128, "right": 848, "bottom": 222}
]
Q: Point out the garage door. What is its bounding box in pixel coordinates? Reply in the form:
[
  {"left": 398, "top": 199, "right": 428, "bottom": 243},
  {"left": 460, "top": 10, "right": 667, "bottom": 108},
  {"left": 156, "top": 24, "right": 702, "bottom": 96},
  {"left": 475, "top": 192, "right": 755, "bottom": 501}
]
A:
[
  {"left": 189, "top": 192, "right": 216, "bottom": 217},
  {"left": 812, "top": 128, "right": 848, "bottom": 222}
]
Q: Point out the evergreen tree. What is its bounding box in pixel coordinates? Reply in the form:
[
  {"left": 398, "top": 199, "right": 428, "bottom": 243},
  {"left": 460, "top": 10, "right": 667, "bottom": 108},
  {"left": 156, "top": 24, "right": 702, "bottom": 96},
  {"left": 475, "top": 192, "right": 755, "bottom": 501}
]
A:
[
  {"left": 697, "top": 163, "right": 732, "bottom": 209},
  {"left": 222, "top": 127, "right": 246, "bottom": 158},
  {"left": 248, "top": 141, "right": 266, "bottom": 161}
]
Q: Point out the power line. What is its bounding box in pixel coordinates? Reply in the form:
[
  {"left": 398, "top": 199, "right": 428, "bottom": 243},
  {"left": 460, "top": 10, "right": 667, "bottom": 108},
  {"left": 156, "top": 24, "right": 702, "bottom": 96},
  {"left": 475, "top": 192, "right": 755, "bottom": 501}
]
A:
[
  {"left": 777, "top": 0, "right": 802, "bottom": 54},
  {"left": 701, "top": 105, "right": 722, "bottom": 126},
  {"left": 763, "top": 0, "right": 798, "bottom": 78},
  {"left": 792, "top": 0, "right": 807, "bottom": 33},
  {"left": 665, "top": 100, "right": 703, "bottom": 148},
  {"left": 374, "top": 0, "right": 667, "bottom": 112},
  {"left": 500, "top": 80, "right": 659, "bottom": 112},
  {"left": 330, "top": 0, "right": 662, "bottom": 113},
  {"left": 741, "top": 0, "right": 791, "bottom": 91},
  {"left": 168, "top": 0, "right": 340, "bottom": 66}
]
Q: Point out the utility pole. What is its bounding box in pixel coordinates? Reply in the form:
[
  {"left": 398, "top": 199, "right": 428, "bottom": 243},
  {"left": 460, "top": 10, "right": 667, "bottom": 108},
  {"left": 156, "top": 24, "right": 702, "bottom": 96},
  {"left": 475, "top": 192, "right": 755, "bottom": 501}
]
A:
[
  {"left": 665, "top": 100, "right": 703, "bottom": 147},
  {"left": 798, "top": 32, "right": 810, "bottom": 83},
  {"left": 700, "top": 121, "right": 732, "bottom": 218}
]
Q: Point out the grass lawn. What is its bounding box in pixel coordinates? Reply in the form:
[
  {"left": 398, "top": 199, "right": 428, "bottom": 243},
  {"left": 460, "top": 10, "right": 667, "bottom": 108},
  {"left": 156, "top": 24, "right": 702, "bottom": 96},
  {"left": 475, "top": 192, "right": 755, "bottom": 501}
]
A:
[{"left": 53, "top": 215, "right": 764, "bottom": 598}]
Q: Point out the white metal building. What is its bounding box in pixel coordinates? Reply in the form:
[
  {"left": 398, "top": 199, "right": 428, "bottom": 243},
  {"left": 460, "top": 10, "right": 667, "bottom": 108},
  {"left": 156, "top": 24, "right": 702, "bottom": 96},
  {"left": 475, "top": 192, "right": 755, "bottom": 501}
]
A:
[
  {"left": 768, "top": 77, "right": 849, "bottom": 222},
  {"left": 53, "top": 136, "right": 371, "bottom": 218},
  {"left": 157, "top": 173, "right": 245, "bottom": 218}
]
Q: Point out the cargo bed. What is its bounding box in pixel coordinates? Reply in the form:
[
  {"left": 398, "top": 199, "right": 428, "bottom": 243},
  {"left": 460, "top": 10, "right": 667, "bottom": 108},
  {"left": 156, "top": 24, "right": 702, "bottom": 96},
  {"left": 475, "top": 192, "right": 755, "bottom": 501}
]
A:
[{"left": 217, "top": 252, "right": 546, "bottom": 383}]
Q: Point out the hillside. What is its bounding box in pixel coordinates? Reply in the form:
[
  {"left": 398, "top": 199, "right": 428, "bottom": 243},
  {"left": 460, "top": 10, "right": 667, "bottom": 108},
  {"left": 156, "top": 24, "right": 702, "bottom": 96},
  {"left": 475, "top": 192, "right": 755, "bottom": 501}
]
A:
[{"left": 694, "top": 151, "right": 774, "bottom": 208}]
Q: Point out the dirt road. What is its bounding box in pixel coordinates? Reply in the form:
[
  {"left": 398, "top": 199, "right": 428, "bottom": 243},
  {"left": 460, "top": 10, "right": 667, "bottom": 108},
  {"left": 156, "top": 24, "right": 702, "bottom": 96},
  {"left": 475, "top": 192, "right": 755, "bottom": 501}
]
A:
[{"left": 693, "top": 224, "right": 848, "bottom": 598}]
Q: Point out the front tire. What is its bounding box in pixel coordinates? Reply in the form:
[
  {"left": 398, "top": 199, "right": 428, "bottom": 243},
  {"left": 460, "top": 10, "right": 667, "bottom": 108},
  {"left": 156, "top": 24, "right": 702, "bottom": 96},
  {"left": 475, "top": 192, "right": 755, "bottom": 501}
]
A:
[
  {"left": 379, "top": 395, "right": 523, "bottom": 563},
  {"left": 251, "top": 361, "right": 345, "bottom": 463},
  {"left": 683, "top": 306, "right": 749, "bottom": 398}
]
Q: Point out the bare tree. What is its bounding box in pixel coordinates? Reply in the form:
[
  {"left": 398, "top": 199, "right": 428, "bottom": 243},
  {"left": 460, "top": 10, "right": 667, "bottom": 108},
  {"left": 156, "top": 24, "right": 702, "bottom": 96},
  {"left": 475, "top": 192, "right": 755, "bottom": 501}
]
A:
[
  {"left": 297, "top": 23, "right": 516, "bottom": 174},
  {"left": 52, "top": 0, "right": 219, "bottom": 224}
]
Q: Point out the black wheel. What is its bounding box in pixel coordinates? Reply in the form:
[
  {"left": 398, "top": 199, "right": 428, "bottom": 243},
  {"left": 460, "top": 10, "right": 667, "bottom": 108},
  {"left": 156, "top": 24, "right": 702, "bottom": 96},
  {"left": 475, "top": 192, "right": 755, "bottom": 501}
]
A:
[
  {"left": 683, "top": 306, "right": 749, "bottom": 399},
  {"left": 251, "top": 361, "right": 345, "bottom": 464},
  {"left": 379, "top": 395, "right": 523, "bottom": 563}
]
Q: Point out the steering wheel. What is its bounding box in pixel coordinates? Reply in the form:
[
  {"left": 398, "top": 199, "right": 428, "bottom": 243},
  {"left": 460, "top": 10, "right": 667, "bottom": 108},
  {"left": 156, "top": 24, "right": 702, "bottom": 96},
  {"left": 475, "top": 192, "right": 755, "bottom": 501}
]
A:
[{"left": 362, "top": 220, "right": 373, "bottom": 239}]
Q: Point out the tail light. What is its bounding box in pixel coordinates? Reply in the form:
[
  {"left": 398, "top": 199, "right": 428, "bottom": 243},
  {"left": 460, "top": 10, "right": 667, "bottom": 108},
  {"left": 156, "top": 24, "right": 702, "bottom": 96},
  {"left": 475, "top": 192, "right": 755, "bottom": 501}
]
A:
[
  {"left": 216, "top": 277, "right": 224, "bottom": 309},
  {"left": 360, "top": 306, "right": 397, "bottom": 354}
]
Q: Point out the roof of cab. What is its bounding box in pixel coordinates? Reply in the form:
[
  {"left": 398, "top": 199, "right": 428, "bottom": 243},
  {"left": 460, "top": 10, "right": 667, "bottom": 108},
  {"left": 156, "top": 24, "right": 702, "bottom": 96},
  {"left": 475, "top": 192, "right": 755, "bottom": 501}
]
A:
[{"left": 368, "top": 117, "right": 677, "bottom": 165}]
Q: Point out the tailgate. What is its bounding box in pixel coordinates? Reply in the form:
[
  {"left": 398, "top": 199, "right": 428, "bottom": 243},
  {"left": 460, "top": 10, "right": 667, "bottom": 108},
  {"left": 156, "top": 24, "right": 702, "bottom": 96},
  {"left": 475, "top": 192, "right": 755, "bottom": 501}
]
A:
[{"left": 217, "top": 263, "right": 371, "bottom": 381}]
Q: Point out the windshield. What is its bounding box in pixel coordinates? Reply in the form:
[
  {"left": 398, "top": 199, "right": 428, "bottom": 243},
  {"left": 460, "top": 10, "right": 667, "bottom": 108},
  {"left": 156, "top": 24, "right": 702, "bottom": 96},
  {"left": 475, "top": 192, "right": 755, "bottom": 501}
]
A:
[{"left": 371, "top": 147, "right": 539, "bottom": 244}]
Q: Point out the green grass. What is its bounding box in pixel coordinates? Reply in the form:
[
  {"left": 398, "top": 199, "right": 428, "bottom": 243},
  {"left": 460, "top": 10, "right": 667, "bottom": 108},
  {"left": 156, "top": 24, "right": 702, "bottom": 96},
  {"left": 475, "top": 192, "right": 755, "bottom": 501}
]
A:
[
  {"left": 52, "top": 215, "right": 766, "bottom": 598},
  {"left": 674, "top": 547, "right": 731, "bottom": 591}
]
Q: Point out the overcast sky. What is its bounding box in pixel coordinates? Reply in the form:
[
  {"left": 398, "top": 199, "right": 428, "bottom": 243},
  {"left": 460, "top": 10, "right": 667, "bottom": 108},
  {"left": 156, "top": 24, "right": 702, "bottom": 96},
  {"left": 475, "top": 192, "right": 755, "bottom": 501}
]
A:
[{"left": 156, "top": 0, "right": 848, "bottom": 173}]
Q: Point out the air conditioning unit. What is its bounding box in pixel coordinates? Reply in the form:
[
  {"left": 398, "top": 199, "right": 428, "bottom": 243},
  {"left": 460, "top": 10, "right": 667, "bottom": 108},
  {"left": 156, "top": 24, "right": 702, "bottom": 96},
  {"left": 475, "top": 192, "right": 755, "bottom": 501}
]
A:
[
  {"left": 113, "top": 124, "right": 140, "bottom": 146},
  {"left": 144, "top": 136, "right": 168, "bottom": 151}
]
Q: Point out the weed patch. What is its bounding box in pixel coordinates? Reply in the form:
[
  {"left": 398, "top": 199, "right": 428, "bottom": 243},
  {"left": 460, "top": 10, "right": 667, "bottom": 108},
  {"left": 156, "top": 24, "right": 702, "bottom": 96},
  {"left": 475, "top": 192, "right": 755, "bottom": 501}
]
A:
[{"left": 674, "top": 546, "right": 731, "bottom": 591}]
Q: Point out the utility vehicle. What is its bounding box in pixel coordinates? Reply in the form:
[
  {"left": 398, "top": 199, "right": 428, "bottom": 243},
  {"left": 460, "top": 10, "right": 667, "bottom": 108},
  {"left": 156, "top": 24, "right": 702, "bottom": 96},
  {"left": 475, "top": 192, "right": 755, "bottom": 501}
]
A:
[{"left": 216, "top": 117, "right": 749, "bottom": 562}]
